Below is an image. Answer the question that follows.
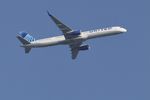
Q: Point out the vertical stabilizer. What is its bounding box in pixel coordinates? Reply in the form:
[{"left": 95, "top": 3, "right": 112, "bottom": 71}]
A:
[{"left": 17, "top": 32, "right": 35, "bottom": 53}]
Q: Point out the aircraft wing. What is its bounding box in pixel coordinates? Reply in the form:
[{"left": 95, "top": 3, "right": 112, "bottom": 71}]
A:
[
  {"left": 70, "top": 42, "right": 82, "bottom": 59},
  {"left": 47, "top": 11, "right": 73, "bottom": 39}
]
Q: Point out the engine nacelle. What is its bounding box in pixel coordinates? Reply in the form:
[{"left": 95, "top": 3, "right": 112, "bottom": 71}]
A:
[
  {"left": 69, "top": 30, "right": 81, "bottom": 36},
  {"left": 79, "top": 45, "right": 90, "bottom": 51}
]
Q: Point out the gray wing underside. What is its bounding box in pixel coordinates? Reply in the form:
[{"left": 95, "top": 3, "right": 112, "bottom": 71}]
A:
[
  {"left": 47, "top": 11, "right": 73, "bottom": 39},
  {"left": 70, "top": 42, "right": 82, "bottom": 59}
]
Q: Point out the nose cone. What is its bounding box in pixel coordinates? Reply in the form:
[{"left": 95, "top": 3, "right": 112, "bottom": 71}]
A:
[{"left": 121, "top": 28, "right": 127, "bottom": 32}]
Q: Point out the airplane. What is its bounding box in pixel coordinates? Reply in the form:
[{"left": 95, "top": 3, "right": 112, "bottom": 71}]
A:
[{"left": 17, "top": 11, "right": 127, "bottom": 59}]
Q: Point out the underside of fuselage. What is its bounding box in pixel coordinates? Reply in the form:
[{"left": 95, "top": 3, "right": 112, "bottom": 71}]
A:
[{"left": 25, "top": 35, "right": 85, "bottom": 48}]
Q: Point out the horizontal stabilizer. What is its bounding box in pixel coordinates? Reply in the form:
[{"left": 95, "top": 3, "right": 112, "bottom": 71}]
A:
[
  {"left": 25, "top": 47, "right": 31, "bottom": 53},
  {"left": 17, "top": 35, "right": 30, "bottom": 45}
]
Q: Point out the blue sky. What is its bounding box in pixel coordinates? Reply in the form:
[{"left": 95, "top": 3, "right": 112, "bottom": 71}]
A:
[{"left": 0, "top": 0, "right": 150, "bottom": 100}]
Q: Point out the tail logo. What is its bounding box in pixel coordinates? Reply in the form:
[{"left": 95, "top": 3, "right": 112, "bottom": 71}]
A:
[{"left": 19, "top": 32, "right": 35, "bottom": 42}]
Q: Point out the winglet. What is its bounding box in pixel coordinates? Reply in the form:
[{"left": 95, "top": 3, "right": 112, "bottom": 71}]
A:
[
  {"left": 47, "top": 11, "right": 57, "bottom": 22},
  {"left": 47, "top": 10, "right": 52, "bottom": 17}
]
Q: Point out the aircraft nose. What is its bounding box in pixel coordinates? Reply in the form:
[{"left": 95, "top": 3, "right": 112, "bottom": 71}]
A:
[{"left": 121, "top": 28, "right": 127, "bottom": 32}]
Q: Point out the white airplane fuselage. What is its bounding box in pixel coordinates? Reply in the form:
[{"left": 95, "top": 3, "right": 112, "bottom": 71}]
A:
[{"left": 24, "top": 26, "right": 126, "bottom": 48}]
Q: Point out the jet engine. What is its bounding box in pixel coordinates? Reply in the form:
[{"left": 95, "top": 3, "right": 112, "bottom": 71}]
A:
[
  {"left": 78, "top": 45, "right": 90, "bottom": 51},
  {"left": 69, "top": 30, "right": 81, "bottom": 36}
]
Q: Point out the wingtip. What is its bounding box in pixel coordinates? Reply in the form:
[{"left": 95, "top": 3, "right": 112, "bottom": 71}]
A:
[{"left": 47, "top": 10, "right": 51, "bottom": 17}]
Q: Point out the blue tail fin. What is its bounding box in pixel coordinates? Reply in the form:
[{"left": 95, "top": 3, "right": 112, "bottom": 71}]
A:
[
  {"left": 17, "top": 32, "right": 35, "bottom": 53},
  {"left": 17, "top": 32, "right": 35, "bottom": 43}
]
